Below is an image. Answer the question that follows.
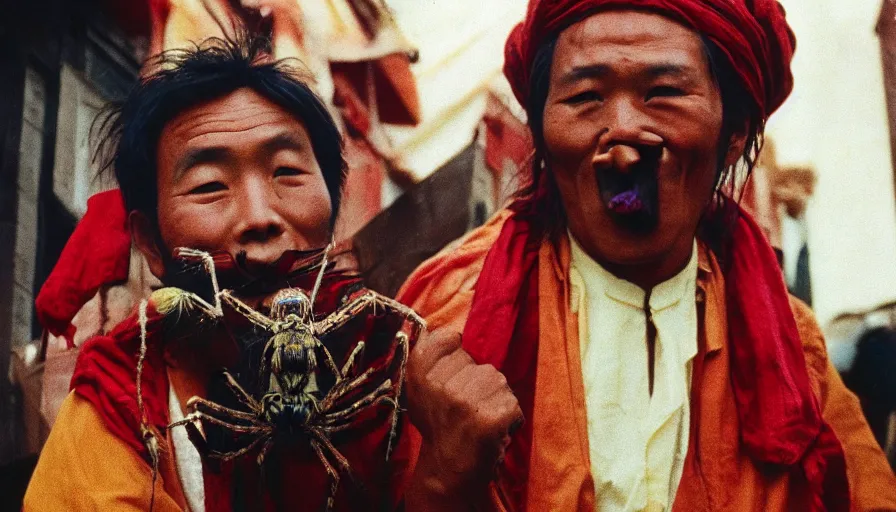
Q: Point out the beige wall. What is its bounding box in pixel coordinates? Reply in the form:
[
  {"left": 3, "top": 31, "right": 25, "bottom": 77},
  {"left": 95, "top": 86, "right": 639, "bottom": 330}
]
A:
[{"left": 768, "top": 0, "right": 896, "bottom": 325}]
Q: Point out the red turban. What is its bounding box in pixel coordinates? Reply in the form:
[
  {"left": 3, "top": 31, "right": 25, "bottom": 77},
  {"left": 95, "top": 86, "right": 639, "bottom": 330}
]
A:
[{"left": 504, "top": 0, "right": 796, "bottom": 119}]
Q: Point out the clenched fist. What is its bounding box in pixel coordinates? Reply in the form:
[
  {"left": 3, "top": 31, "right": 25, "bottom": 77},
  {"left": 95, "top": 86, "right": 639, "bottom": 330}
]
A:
[{"left": 406, "top": 329, "right": 523, "bottom": 498}]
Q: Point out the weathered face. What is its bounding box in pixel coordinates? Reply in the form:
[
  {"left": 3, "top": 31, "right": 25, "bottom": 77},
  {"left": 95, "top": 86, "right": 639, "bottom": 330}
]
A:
[
  {"left": 543, "top": 11, "right": 737, "bottom": 282},
  {"left": 133, "top": 88, "right": 333, "bottom": 279}
]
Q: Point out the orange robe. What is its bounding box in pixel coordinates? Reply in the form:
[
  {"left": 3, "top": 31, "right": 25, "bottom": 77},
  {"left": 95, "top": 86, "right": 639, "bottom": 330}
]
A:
[
  {"left": 397, "top": 210, "right": 896, "bottom": 511},
  {"left": 24, "top": 392, "right": 187, "bottom": 510}
]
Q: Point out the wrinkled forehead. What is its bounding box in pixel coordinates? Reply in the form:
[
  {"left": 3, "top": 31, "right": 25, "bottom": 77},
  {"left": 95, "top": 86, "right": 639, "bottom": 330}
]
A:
[
  {"left": 155, "top": 87, "right": 320, "bottom": 187},
  {"left": 160, "top": 88, "right": 310, "bottom": 150},
  {"left": 551, "top": 10, "right": 711, "bottom": 78}
]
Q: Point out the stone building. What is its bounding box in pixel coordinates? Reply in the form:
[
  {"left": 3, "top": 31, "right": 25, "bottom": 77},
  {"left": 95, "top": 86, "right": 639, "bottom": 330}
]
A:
[{"left": 0, "top": 7, "right": 150, "bottom": 506}]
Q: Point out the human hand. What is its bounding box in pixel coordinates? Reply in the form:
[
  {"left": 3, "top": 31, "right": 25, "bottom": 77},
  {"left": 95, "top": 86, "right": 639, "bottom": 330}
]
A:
[{"left": 406, "top": 329, "right": 523, "bottom": 495}]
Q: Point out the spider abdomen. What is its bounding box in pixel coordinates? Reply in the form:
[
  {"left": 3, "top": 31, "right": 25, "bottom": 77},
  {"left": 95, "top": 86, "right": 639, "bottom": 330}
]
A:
[
  {"left": 270, "top": 331, "right": 318, "bottom": 369},
  {"left": 268, "top": 331, "right": 322, "bottom": 397},
  {"left": 262, "top": 392, "right": 315, "bottom": 434}
]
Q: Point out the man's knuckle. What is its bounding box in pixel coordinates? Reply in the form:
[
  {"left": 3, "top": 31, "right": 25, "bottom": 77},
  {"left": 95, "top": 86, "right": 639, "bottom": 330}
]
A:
[
  {"left": 472, "top": 363, "right": 496, "bottom": 380},
  {"left": 432, "top": 329, "right": 462, "bottom": 349},
  {"left": 480, "top": 363, "right": 498, "bottom": 373},
  {"left": 425, "top": 372, "right": 450, "bottom": 396}
]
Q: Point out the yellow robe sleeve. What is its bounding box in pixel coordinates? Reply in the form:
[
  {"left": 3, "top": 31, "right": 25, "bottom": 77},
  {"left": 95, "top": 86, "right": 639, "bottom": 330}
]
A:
[
  {"left": 24, "top": 392, "right": 184, "bottom": 511},
  {"left": 791, "top": 298, "right": 896, "bottom": 511}
]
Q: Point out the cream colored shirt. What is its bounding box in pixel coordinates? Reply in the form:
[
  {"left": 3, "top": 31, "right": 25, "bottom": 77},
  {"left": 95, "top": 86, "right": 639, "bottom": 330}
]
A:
[
  {"left": 568, "top": 234, "right": 699, "bottom": 512},
  {"left": 170, "top": 385, "right": 205, "bottom": 512}
]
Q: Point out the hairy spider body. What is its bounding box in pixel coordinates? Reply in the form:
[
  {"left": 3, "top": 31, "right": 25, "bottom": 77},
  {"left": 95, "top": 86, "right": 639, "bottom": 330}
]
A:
[
  {"left": 262, "top": 391, "right": 316, "bottom": 435},
  {"left": 149, "top": 247, "right": 426, "bottom": 511},
  {"left": 267, "top": 325, "right": 317, "bottom": 380}
]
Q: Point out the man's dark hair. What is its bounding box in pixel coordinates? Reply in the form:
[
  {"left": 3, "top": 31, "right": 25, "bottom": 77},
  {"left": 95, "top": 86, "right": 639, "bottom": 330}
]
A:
[
  {"left": 523, "top": 29, "right": 764, "bottom": 238},
  {"left": 96, "top": 36, "right": 346, "bottom": 226}
]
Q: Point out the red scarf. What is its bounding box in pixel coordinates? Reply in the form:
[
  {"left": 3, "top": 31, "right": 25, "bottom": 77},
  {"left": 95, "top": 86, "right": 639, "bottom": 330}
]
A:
[{"left": 460, "top": 200, "right": 849, "bottom": 510}]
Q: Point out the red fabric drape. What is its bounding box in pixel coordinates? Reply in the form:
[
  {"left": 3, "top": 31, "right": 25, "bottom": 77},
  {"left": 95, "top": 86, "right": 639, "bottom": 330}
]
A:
[{"left": 35, "top": 189, "right": 131, "bottom": 347}]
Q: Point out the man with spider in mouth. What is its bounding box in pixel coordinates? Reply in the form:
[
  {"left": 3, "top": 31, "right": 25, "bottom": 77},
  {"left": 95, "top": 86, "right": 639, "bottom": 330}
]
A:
[
  {"left": 398, "top": 0, "right": 896, "bottom": 511},
  {"left": 25, "top": 36, "right": 422, "bottom": 511}
]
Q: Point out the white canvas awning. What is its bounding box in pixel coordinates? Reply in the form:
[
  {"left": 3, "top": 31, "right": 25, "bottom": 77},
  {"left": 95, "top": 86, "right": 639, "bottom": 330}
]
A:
[{"left": 383, "top": 0, "right": 527, "bottom": 181}]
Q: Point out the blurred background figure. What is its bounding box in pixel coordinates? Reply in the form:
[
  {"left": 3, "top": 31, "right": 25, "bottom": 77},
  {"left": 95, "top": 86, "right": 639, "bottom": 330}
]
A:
[
  {"left": 738, "top": 137, "right": 817, "bottom": 305},
  {"left": 739, "top": 138, "right": 818, "bottom": 305},
  {"left": 826, "top": 304, "right": 896, "bottom": 469},
  {"left": 775, "top": 164, "right": 817, "bottom": 305}
]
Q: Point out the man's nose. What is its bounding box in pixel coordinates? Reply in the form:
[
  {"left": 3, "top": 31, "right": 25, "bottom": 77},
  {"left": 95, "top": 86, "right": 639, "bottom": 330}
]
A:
[
  {"left": 235, "top": 181, "right": 286, "bottom": 245},
  {"left": 593, "top": 98, "right": 663, "bottom": 173}
]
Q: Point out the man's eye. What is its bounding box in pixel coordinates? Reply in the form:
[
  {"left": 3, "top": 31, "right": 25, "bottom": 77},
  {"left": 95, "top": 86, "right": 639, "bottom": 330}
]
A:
[
  {"left": 188, "top": 182, "right": 226, "bottom": 195},
  {"left": 646, "top": 86, "right": 685, "bottom": 100},
  {"left": 274, "top": 167, "right": 304, "bottom": 177},
  {"left": 563, "top": 91, "right": 603, "bottom": 105}
]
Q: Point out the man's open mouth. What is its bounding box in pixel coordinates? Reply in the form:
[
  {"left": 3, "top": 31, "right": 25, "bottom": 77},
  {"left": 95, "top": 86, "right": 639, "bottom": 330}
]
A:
[{"left": 595, "top": 144, "right": 663, "bottom": 233}]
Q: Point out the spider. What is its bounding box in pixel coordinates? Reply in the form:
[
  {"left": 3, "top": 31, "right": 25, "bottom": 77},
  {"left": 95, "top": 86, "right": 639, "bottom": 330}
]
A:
[{"left": 142, "top": 247, "right": 425, "bottom": 511}]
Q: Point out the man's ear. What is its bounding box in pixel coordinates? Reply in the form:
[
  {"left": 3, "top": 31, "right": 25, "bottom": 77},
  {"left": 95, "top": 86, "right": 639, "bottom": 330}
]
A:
[{"left": 130, "top": 210, "right": 166, "bottom": 279}]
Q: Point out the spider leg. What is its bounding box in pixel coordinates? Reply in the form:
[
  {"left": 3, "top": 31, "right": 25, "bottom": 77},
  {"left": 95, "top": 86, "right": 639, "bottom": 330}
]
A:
[
  {"left": 187, "top": 396, "right": 258, "bottom": 422},
  {"left": 310, "top": 439, "right": 340, "bottom": 512},
  {"left": 323, "top": 330, "right": 405, "bottom": 408},
  {"left": 312, "top": 292, "right": 363, "bottom": 337},
  {"left": 174, "top": 247, "right": 224, "bottom": 316},
  {"left": 219, "top": 290, "right": 275, "bottom": 330},
  {"left": 208, "top": 432, "right": 271, "bottom": 463},
  {"left": 320, "top": 366, "right": 377, "bottom": 411},
  {"left": 309, "top": 237, "right": 335, "bottom": 315},
  {"left": 150, "top": 287, "right": 220, "bottom": 321},
  {"left": 320, "top": 379, "right": 393, "bottom": 424},
  {"left": 317, "top": 341, "right": 343, "bottom": 385},
  {"left": 332, "top": 332, "right": 410, "bottom": 460},
  {"left": 178, "top": 410, "right": 270, "bottom": 434},
  {"left": 367, "top": 291, "right": 426, "bottom": 330},
  {"left": 313, "top": 291, "right": 425, "bottom": 338},
  {"left": 166, "top": 414, "right": 202, "bottom": 431},
  {"left": 318, "top": 423, "right": 358, "bottom": 434},
  {"left": 310, "top": 429, "right": 352, "bottom": 475},
  {"left": 321, "top": 396, "right": 397, "bottom": 430},
  {"left": 221, "top": 370, "right": 262, "bottom": 412},
  {"left": 340, "top": 341, "right": 366, "bottom": 378},
  {"left": 322, "top": 351, "right": 397, "bottom": 410},
  {"left": 385, "top": 332, "right": 409, "bottom": 460},
  {"left": 257, "top": 437, "right": 275, "bottom": 466}
]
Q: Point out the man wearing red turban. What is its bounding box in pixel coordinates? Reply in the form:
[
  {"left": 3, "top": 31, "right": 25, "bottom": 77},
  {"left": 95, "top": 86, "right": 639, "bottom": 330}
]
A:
[{"left": 399, "top": 0, "right": 896, "bottom": 510}]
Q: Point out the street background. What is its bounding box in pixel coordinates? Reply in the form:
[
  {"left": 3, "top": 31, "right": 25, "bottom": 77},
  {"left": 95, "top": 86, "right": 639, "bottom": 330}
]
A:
[{"left": 1, "top": 0, "right": 895, "bottom": 504}]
